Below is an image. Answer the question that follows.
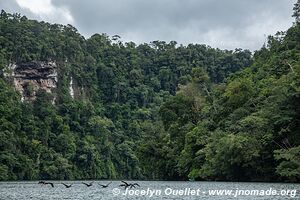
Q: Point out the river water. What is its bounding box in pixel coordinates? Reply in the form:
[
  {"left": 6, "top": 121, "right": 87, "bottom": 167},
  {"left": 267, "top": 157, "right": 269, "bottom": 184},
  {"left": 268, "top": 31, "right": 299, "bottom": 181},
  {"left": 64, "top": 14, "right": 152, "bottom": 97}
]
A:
[{"left": 0, "top": 181, "right": 299, "bottom": 200}]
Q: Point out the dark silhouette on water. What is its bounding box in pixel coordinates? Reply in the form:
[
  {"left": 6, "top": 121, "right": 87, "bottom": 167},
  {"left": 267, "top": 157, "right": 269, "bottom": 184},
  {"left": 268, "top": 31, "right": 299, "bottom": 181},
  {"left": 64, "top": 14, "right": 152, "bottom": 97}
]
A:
[
  {"left": 119, "top": 180, "right": 130, "bottom": 189},
  {"left": 45, "top": 182, "right": 54, "bottom": 187},
  {"left": 130, "top": 183, "right": 140, "bottom": 188},
  {"left": 98, "top": 182, "right": 112, "bottom": 188},
  {"left": 82, "top": 182, "right": 93, "bottom": 187},
  {"left": 62, "top": 183, "right": 72, "bottom": 188},
  {"left": 38, "top": 181, "right": 54, "bottom": 187},
  {"left": 119, "top": 181, "right": 140, "bottom": 189}
]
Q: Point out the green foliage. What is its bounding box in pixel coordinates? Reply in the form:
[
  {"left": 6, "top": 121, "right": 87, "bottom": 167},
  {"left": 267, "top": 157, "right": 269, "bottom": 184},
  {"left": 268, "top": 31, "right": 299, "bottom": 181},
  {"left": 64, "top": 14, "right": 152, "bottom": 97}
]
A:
[
  {"left": 274, "top": 146, "right": 300, "bottom": 182},
  {"left": 154, "top": 18, "right": 300, "bottom": 182},
  {"left": 293, "top": 0, "right": 300, "bottom": 23},
  {"left": 223, "top": 78, "right": 254, "bottom": 108},
  {"left": 0, "top": 9, "right": 299, "bottom": 183},
  {"left": 198, "top": 132, "right": 261, "bottom": 180}
]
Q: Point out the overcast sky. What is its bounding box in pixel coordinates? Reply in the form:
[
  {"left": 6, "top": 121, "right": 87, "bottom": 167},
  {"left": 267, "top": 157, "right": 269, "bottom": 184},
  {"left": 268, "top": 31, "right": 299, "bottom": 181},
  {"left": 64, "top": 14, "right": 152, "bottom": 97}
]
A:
[{"left": 0, "top": 0, "right": 296, "bottom": 51}]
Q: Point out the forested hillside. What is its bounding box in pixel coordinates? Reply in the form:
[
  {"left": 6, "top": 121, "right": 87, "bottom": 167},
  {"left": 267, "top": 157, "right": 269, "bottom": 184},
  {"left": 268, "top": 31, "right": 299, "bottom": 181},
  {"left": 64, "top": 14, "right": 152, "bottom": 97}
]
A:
[{"left": 0, "top": 6, "right": 299, "bottom": 182}]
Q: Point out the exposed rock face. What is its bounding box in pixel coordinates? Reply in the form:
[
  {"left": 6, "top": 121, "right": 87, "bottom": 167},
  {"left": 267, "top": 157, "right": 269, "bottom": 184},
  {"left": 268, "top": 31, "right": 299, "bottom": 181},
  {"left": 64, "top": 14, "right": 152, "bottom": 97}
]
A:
[
  {"left": 69, "top": 76, "right": 74, "bottom": 99},
  {"left": 6, "top": 61, "right": 57, "bottom": 101},
  {"left": 68, "top": 76, "right": 86, "bottom": 99}
]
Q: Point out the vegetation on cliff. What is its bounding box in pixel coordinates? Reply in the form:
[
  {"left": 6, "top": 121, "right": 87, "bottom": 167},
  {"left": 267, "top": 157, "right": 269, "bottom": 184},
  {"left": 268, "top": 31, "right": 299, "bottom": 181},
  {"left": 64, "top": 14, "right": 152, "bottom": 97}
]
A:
[{"left": 0, "top": 1, "right": 299, "bottom": 182}]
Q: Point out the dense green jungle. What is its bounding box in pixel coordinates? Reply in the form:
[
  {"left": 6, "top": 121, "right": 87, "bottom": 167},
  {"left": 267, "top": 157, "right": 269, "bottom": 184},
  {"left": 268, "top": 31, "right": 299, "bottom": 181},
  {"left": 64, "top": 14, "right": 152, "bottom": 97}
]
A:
[{"left": 0, "top": 1, "right": 299, "bottom": 182}]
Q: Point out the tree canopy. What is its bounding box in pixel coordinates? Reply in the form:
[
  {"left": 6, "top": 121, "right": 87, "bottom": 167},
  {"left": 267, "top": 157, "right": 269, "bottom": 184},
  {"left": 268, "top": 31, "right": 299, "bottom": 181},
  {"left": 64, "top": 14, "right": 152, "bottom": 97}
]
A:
[{"left": 0, "top": 8, "right": 299, "bottom": 182}]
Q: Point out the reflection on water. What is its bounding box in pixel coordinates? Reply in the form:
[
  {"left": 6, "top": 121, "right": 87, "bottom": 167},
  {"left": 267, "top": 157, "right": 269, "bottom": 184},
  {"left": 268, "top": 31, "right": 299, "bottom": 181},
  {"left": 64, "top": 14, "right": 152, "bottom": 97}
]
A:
[{"left": 0, "top": 181, "right": 298, "bottom": 200}]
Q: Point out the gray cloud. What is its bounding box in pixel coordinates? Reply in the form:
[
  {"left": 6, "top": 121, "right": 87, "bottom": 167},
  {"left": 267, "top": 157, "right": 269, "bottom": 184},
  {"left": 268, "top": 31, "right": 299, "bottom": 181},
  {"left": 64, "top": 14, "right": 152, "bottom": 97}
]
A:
[
  {"left": 0, "top": 0, "right": 73, "bottom": 25},
  {"left": 1, "top": 0, "right": 296, "bottom": 50},
  {"left": 0, "top": 0, "right": 33, "bottom": 19}
]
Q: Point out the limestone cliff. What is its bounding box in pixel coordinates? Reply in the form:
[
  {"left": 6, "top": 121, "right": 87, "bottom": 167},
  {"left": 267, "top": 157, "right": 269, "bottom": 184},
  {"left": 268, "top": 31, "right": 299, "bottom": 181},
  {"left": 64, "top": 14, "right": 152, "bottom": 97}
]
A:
[{"left": 5, "top": 61, "right": 58, "bottom": 101}]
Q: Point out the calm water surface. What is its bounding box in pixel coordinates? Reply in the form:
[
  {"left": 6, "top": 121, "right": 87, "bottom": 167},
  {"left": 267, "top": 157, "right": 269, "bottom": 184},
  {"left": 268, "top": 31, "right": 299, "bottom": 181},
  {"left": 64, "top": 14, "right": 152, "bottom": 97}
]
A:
[{"left": 0, "top": 181, "right": 299, "bottom": 200}]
